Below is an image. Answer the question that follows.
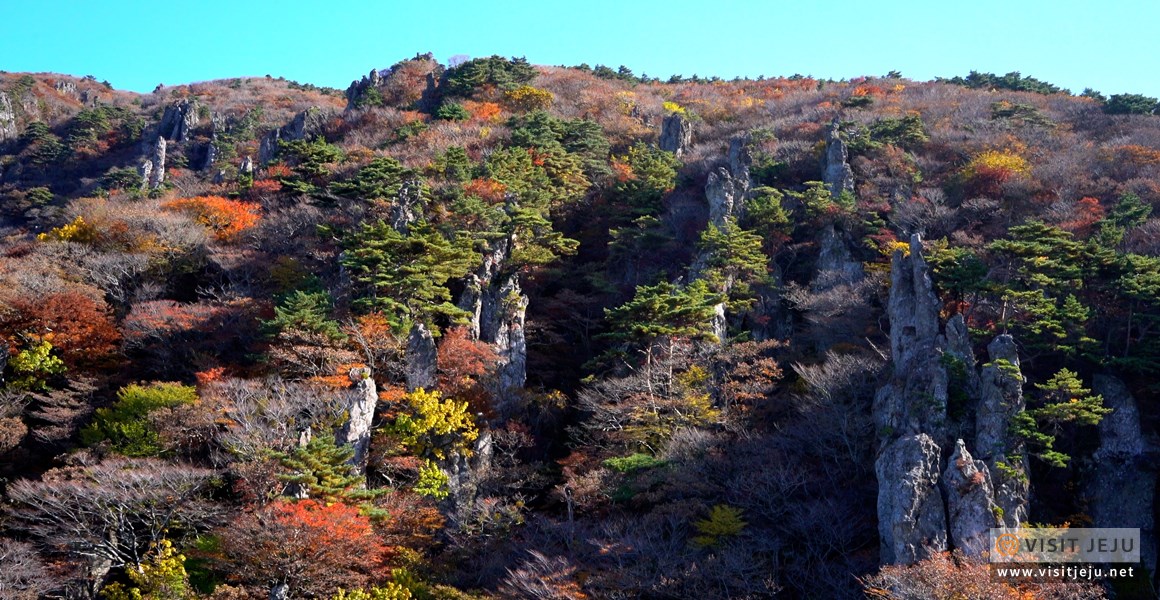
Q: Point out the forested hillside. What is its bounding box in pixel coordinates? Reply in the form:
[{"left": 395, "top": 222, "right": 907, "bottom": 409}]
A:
[{"left": 1, "top": 54, "right": 1158, "bottom": 599}]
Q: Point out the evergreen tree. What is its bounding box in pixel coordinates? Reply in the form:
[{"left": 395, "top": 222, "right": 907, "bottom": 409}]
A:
[
  {"left": 1013, "top": 369, "right": 1111, "bottom": 467},
  {"left": 341, "top": 220, "right": 479, "bottom": 329},
  {"left": 273, "top": 434, "right": 380, "bottom": 504},
  {"left": 265, "top": 290, "right": 345, "bottom": 342},
  {"left": 696, "top": 218, "right": 768, "bottom": 308}
]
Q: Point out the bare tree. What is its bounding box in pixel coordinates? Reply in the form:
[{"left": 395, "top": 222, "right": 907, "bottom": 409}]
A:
[
  {"left": 7, "top": 458, "right": 219, "bottom": 596},
  {"left": 0, "top": 539, "right": 60, "bottom": 600}
]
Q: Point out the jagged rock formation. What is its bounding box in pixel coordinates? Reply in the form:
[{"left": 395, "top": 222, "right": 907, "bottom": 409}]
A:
[
  {"left": 0, "top": 92, "right": 17, "bottom": 142},
  {"left": 405, "top": 323, "right": 437, "bottom": 391},
  {"left": 942, "top": 314, "right": 979, "bottom": 402},
  {"left": 390, "top": 176, "right": 424, "bottom": 232},
  {"left": 138, "top": 137, "right": 167, "bottom": 190},
  {"left": 705, "top": 135, "right": 751, "bottom": 227},
  {"left": 201, "top": 142, "right": 217, "bottom": 171},
  {"left": 873, "top": 235, "right": 948, "bottom": 443},
  {"left": 974, "top": 335, "right": 1029, "bottom": 527},
  {"left": 258, "top": 107, "right": 332, "bottom": 164},
  {"left": 458, "top": 240, "right": 528, "bottom": 414},
  {"left": 1088, "top": 375, "right": 1156, "bottom": 576},
  {"left": 338, "top": 367, "right": 377, "bottom": 470},
  {"left": 148, "top": 137, "right": 166, "bottom": 188},
  {"left": 345, "top": 68, "right": 382, "bottom": 110},
  {"left": 53, "top": 80, "right": 77, "bottom": 97},
  {"left": 876, "top": 433, "right": 947, "bottom": 564},
  {"left": 942, "top": 439, "right": 1000, "bottom": 557},
  {"left": 822, "top": 118, "right": 855, "bottom": 198},
  {"left": 813, "top": 223, "right": 864, "bottom": 289},
  {"left": 240, "top": 156, "right": 253, "bottom": 175},
  {"left": 658, "top": 113, "right": 692, "bottom": 157},
  {"left": 698, "top": 134, "right": 751, "bottom": 341},
  {"left": 159, "top": 98, "right": 200, "bottom": 142},
  {"left": 444, "top": 431, "right": 494, "bottom": 517}
]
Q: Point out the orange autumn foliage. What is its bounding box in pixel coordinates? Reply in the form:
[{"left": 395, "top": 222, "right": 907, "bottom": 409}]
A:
[
  {"left": 464, "top": 178, "right": 508, "bottom": 203},
  {"left": 463, "top": 100, "right": 503, "bottom": 122},
  {"left": 161, "top": 196, "right": 261, "bottom": 242}
]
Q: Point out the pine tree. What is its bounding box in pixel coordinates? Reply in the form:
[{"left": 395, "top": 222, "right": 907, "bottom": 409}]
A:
[
  {"left": 696, "top": 218, "right": 768, "bottom": 308},
  {"left": 265, "top": 290, "right": 346, "bottom": 342},
  {"left": 273, "top": 434, "right": 379, "bottom": 504},
  {"left": 341, "top": 220, "right": 479, "bottom": 329},
  {"left": 1012, "top": 369, "right": 1111, "bottom": 467}
]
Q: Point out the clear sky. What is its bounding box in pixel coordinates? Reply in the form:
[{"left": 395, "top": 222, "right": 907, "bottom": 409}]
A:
[{"left": 2, "top": 0, "right": 1157, "bottom": 97}]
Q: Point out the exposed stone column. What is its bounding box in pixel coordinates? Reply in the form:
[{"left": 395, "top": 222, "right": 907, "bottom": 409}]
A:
[
  {"left": 822, "top": 118, "right": 855, "bottom": 198},
  {"left": 876, "top": 433, "right": 947, "bottom": 564},
  {"left": 338, "top": 366, "right": 377, "bottom": 470},
  {"left": 975, "top": 335, "right": 1029, "bottom": 528},
  {"left": 942, "top": 439, "right": 1001, "bottom": 557},
  {"left": 405, "top": 323, "right": 437, "bottom": 391},
  {"left": 659, "top": 113, "right": 692, "bottom": 157},
  {"left": 1088, "top": 375, "right": 1156, "bottom": 576}
]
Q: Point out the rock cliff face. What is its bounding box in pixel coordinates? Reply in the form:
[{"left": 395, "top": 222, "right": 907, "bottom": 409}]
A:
[
  {"left": 874, "top": 236, "right": 1014, "bottom": 564},
  {"left": 338, "top": 367, "right": 377, "bottom": 470},
  {"left": 658, "top": 113, "right": 692, "bottom": 157},
  {"left": 159, "top": 98, "right": 200, "bottom": 142},
  {"left": 405, "top": 323, "right": 437, "bottom": 391},
  {"left": 458, "top": 239, "right": 527, "bottom": 415},
  {"left": 1088, "top": 375, "right": 1156, "bottom": 576},
  {"left": 0, "top": 92, "right": 17, "bottom": 142},
  {"left": 975, "top": 335, "right": 1029, "bottom": 527},
  {"left": 698, "top": 135, "right": 751, "bottom": 341},
  {"left": 345, "top": 68, "right": 382, "bottom": 110}
]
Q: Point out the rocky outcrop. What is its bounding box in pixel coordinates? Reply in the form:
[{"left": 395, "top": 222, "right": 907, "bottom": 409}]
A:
[
  {"left": 405, "top": 323, "right": 437, "bottom": 391},
  {"left": 975, "top": 335, "right": 1029, "bottom": 527},
  {"left": 138, "top": 137, "right": 167, "bottom": 190},
  {"left": 873, "top": 235, "right": 947, "bottom": 443},
  {"left": 813, "top": 223, "right": 864, "bottom": 289},
  {"left": 258, "top": 107, "right": 332, "bottom": 164},
  {"left": 942, "top": 439, "right": 1000, "bottom": 557},
  {"left": 240, "top": 156, "right": 253, "bottom": 176},
  {"left": 705, "top": 135, "right": 751, "bottom": 227},
  {"left": 698, "top": 135, "right": 752, "bottom": 341},
  {"left": 345, "top": 68, "right": 382, "bottom": 110},
  {"left": 53, "top": 80, "right": 77, "bottom": 97},
  {"left": 391, "top": 176, "right": 424, "bottom": 232},
  {"left": 822, "top": 118, "right": 855, "bottom": 198},
  {"left": 0, "top": 92, "right": 17, "bottom": 142},
  {"left": 876, "top": 433, "right": 947, "bottom": 564},
  {"left": 148, "top": 137, "right": 166, "bottom": 189},
  {"left": 658, "top": 113, "right": 692, "bottom": 157},
  {"left": 338, "top": 367, "right": 377, "bottom": 470},
  {"left": 444, "top": 431, "right": 494, "bottom": 517},
  {"left": 159, "top": 98, "right": 200, "bottom": 142},
  {"left": 1088, "top": 375, "right": 1156, "bottom": 575},
  {"left": 458, "top": 239, "right": 528, "bottom": 414},
  {"left": 201, "top": 142, "right": 217, "bottom": 171},
  {"left": 942, "top": 314, "right": 979, "bottom": 401}
]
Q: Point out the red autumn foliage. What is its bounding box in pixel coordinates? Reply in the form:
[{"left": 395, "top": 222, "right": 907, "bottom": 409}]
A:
[
  {"left": 1, "top": 292, "right": 121, "bottom": 368},
  {"left": 219, "top": 499, "right": 391, "bottom": 597},
  {"left": 437, "top": 326, "right": 498, "bottom": 414}
]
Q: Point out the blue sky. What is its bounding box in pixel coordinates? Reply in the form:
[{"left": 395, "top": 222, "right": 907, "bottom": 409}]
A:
[{"left": 2, "top": 0, "right": 1157, "bottom": 97}]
